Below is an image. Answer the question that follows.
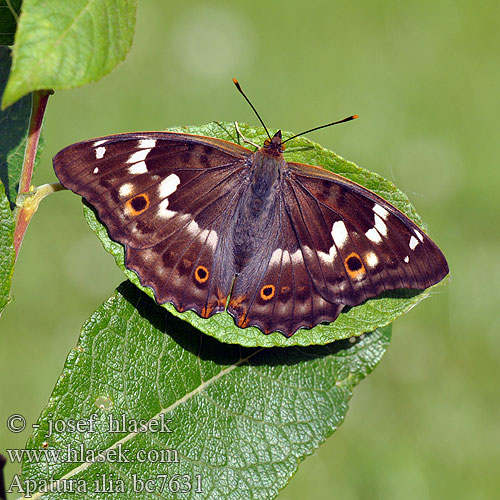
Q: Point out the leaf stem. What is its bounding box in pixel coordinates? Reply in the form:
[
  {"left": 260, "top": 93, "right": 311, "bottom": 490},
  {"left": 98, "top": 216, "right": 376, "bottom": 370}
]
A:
[{"left": 13, "top": 89, "right": 52, "bottom": 259}]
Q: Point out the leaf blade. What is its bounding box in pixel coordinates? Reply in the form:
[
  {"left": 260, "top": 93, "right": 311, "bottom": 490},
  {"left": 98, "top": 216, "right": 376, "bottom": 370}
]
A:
[
  {"left": 0, "top": 45, "right": 39, "bottom": 209},
  {"left": 2, "top": 0, "right": 137, "bottom": 108},
  {"left": 20, "top": 282, "right": 392, "bottom": 500},
  {"left": 0, "top": 179, "right": 15, "bottom": 314},
  {"left": 0, "top": 0, "right": 21, "bottom": 45}
]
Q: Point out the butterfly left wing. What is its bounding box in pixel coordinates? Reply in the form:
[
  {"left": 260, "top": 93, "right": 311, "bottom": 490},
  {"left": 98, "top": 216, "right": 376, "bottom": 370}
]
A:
[
  {"left": 53, "top": 132, "right": 252, "bottom": 318},
  {"left": 283, "top": 161, "right": 449, "bottom": 307}
]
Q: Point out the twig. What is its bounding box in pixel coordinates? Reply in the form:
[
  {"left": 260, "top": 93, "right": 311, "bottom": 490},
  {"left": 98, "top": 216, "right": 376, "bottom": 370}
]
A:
[{"left": 13, "top": 89, "right": 52, "bottom": 259}]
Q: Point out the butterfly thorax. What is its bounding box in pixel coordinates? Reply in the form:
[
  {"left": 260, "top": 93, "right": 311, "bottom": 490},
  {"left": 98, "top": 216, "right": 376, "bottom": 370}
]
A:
[{"left": 231, "top": 137, "right": 285, "bottom": 269}]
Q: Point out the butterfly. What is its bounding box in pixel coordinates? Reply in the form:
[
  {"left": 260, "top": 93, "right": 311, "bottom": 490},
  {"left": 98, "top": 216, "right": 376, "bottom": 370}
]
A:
[{"left": 53, "top": 82, "right": 448, "bottom": 337}]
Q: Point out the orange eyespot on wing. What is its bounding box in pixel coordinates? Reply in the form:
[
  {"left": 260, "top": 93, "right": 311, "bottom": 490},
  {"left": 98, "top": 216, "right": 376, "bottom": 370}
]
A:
[
  {"left": 344, "top": 252, "right": 366, "bottom": 279},
  {"left": 125, "top": 193, "right": 150, "bottom": 216},
  {"left": 194, "top": 265, "right": 209, "bottom": 283},
  {"left": 260, "top": 284, "right": 275, "bottom": 300}
]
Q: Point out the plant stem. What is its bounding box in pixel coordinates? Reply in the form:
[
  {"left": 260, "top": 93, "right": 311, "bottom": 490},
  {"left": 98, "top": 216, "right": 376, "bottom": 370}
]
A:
[{"left": 13, "top": 89, "right": 51, "bottom": 259}]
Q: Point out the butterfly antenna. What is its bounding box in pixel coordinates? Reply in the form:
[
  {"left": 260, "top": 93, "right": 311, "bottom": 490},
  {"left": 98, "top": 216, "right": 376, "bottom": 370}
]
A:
[
  {"left": 233, "top": 78, "right": 272, "bottom": 140},
  {"left": 281, "top": 115, "right": 359, "bottom": 145}
]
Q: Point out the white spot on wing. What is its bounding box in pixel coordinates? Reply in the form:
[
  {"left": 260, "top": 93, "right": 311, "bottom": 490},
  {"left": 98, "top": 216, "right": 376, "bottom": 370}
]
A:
[
  {"left": 270, "top": 248, "right": 283, "bottom": 266},
  {"left": 318, "top": 243, "right": 337, "bottom": 264},
  {"left": 206, "top": 230, "right": 218, "bottom": 248},
  {"left": 157, "top": 198, "right": 177, "bottom": 218},
  {"left": 140, "top": 248, "right": 155, "bottom": 263},
  {"left": 404, "top": 255, "right": 410, "bottom": 263},
  {"left": 119, "top": 183, "right": 133, "bottom": 197},
  {"left": 138, "top": 139, "right": 156, "bottom": 148},
  {"left": 128, "top": 161, "right": 148, "bottom": 174},
  {"left": 93, "top": 140, "right": 106, "bottom": 147},
  {"left": 373, "top": 203, "right": 389, "bottom": 220},
  {"left": 186, "top": 219, "right": 212, "bottom": 242},
  {"left": 331, "top": 221, "right": 348, "bottom": 248},
  {"left": 159, "top": 173, "right": 181, "bottom": 198},
  {"left": 365, "top": 228, "right": 382, "bottom": 243},
  {"left": 127, "top": 149, "right": 151, "bottom": 164},
  {"left": 365, "top": 252, "right": 378, "bottom": 268},
  {"left": 93, "top": 167, "right": 99, "bottom": 174},
  {"left": 186, "top": 219, "right": 199, "bottom": 234},
  {"left": 409, "top": 235, "right": 419, "bottom": 250},
  {"left": 374, "top": 214, "right": 387, "bottom": 236},
  {"left": 290, "top": 249, "right": 303, "bottom": 265},
  {"left": 302, "top": 246, "right": 315, "bottom": 260},
  {"left": 95, "top": 147, "right": 106, "bottom": 159},
  {"left": 414, "top": 229, "right": 424, "bottom": 242}
]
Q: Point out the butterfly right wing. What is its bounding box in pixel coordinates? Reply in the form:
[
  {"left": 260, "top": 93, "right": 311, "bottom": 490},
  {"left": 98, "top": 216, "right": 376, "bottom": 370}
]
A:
[
  {"left": 283, "top": 161, "right": 449, "bottom": 306},
  {"left": 53, "top": 132, "right": 252, "bottom": 317}
]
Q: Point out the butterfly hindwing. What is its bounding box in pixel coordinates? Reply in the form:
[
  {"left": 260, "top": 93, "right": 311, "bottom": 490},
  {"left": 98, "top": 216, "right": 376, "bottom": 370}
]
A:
[
  {"left": 124, "top": 210, "right": 236, "bottom": 319},
  {"left": 123, "top": 158, "right": 248, "bottom": 317}
]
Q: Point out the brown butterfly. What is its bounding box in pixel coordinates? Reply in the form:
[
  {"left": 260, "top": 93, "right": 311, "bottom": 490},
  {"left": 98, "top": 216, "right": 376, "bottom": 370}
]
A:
[{"left": 53, "top": 80, "right": 448, "bottom": 337}]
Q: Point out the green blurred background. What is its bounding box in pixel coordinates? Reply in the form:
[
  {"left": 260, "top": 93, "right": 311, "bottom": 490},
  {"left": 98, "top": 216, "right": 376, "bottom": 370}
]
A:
[{"left": 2, "top": 0, "right": 499, "bottom": 498}]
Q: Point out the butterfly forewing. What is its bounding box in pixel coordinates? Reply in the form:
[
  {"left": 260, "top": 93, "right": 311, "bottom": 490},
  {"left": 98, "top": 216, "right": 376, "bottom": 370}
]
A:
[{"left": 54, "top": 133, "right": 251, "bottom": 249}]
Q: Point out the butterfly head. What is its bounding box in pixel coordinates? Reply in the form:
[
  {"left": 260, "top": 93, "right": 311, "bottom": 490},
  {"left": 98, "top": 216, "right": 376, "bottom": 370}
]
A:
[{"left": 263, "top": 130, "right": 285, "bottom": 156}]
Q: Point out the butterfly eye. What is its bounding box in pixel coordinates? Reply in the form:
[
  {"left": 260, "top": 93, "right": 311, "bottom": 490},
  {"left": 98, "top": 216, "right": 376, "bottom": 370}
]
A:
[
  {"left": 260, "top": 284, "right": 275, "bottom": 300},
  {"left": 125, "top": 194, "right": 150, "bottom": 216},
  {"left": 264, "top": 138, "right": 271, "bottom": 147},
  {"left": 195, "top": 265, "right": 209, "bottom": 284},
  {"left": 344, "top": 252, "right": 366, "bottom": 279}
]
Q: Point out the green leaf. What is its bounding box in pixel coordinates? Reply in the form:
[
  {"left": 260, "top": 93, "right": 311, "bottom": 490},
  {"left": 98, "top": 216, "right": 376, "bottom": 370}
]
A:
[
  {"left": 2, "top": 0, "right": 137, "bottom": 108},
  {"left": 0, "top": 0, "right": 21, "bottom": 46},
  {"left": 0, "top": 45, "right": 39, "bottom": 209},
  {"left": 84, "top": 122, "right": 443, "bottom": 347},
  {"left": 19, "top": 282, "right": 391, "bottom": 500},
  {"left": 0, "top": 179, "right": 15, "bottom": 314}
]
